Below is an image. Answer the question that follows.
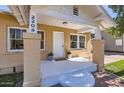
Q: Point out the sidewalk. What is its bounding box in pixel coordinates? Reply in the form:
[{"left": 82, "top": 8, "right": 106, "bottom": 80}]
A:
[{"left": 104, "top": 52, "right": 124, "bottom": 64}]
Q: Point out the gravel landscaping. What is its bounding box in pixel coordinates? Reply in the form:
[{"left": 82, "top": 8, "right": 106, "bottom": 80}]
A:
[{"left": 94, "top": 72, "right": 124, "bottom": 87}]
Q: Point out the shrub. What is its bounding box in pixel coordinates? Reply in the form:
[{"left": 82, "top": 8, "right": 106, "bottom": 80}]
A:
[{"left": 48, "top": 52, "right": 53, "bottom": 56}]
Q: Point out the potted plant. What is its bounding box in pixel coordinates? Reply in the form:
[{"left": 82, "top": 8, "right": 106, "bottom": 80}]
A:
[
  {"left": 47, "top": 52, "right": 54, "bottom": 61},
  {"left": 67, "top": 51, "right": 72, "bottom": 59}
]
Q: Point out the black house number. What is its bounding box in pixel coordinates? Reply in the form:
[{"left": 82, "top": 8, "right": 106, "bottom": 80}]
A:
[{"left": 31, "top": 15, "right": 36, "bottom": 32}]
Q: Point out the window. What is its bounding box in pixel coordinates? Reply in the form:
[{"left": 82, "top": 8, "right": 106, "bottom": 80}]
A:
[
  {"left": 8, "top": 27, "right": 45, "bottom": 52},
  {"left": 91, "top": 33, "right": 95, "bottom": 39},
  {"left": 79, "top": 35, "right": 85, "bottom": 48},
  {"left": 38, "top": 31, "right": 45, "bottom": 50},
  {"left": 116, "top": 39, "right": 122, "bottom": 46},
  {"left": 8, "top": 27, "right": 26, "bottom": 51},
  {"left": 70, "top": 35, "right": 78, "bottom": 48},
  {"left": 70, "top": 34, "right": 86, "bottom": 49}
]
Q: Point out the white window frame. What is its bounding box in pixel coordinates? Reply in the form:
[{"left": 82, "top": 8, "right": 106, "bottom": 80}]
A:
[
  {"left": 7, "top": 27, "right": 45, "bottom": 52},
  {"left": 70, "top": 33, "right": 86, "bottom": 49},
  {"left": 7, "top": 27, "right": 28, "bottom": 52}
]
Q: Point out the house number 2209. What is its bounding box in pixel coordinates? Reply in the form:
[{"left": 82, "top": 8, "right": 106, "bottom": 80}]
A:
[{"left": 30, "top": 15, "right": 36, "bottom": 33}]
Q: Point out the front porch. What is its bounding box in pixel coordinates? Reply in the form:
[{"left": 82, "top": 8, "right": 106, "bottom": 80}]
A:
[
  {"left": 8, "top": 5, "right": 115, "bottom": 87},
  {"left": 41, "top": 58, "right": 97, "bottom": 87}
]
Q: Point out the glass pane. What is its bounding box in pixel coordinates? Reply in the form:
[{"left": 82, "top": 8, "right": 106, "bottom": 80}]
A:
[
  {"left": 79, "top": 36, "right": 85, "bottom": 41},
  {"left": 16, "top": 29, "right": 22, "bottom": 39},
  {"left": 71, "top": 42, "right": 77, "bottom": 48},
  {"left": 79, "top": 42, "right": 85, "bottom": 48},
  {"left": 15, "top": 40, "right": 23, "bottom": 49},
  {"left": 71, "top": 35, "right": 77, "bottom": 41},
  {"left": 91, "top": 33, "right": 95, "bottom": 39},
  {"left": 10, "top": 28, "right": 15, "bottom": 39},
  {"left": 73, "top": 35, "right": 77, "bottom": 41},
  {"left": 38, "top": 31, "right": 45, "bottom": 49},
  {"left": 70, "top": 35, "right": 73, "bottom": 41},
  {"left": 41, "top": 41, "right": 44, "bottom": 49},
  {"left": 10, "top": 40, "right": 16, "bottom": 49},
  {"left": 41, "top": 32, "right": 44, "bottom": 40}
]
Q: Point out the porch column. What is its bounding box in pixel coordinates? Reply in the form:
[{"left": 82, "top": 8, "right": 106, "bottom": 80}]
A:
[
  {"left": 92, "top": 39, "right": 105, "bottom": 72},
  {"left": 94, "top": 28, "right": 101, "bottom": 40},
  {"left": 23, "top": 11, "right": 41, "bottom": 87}
]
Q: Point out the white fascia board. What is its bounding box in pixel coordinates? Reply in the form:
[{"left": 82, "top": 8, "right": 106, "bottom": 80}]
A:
[
  {"left": 96, "top": 5, "right": 116, "bottom": 27},
  {"left": 79, "top": 30, "right": 94, "bottom": 34},
  {"left": 78, "top": 26, "right": 96, "bottom": 32}
]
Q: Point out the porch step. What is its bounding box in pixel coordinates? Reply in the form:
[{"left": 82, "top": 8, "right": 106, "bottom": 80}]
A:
[{"left": 55, "top": 57, "right": 66, "bottom": 61}]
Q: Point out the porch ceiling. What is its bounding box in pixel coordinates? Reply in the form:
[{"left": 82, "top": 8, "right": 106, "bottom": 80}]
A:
[
  {"left": 37, "top": 13, "right": 94, "bottom": 30},
  {"left": 9, "top": 5, "right": 115, "bottom": 30}
]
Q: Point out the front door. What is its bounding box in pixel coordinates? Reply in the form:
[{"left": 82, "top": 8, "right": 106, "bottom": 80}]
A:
[{"left": 53, "top": 31, "right": 65, "bottom": 58}]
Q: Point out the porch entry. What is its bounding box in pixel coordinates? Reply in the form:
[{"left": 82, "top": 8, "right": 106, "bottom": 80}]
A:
[{"left": 53, "top": 31, "right": 65, "bottom": 58}]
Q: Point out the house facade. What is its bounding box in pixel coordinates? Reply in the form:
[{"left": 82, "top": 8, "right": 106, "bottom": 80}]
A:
[
  {"left": 0, "top": 5, "right": 115, "bottom": 86},
  {"left": 0, "top": 12, "right": 92, "bottom": 74}
]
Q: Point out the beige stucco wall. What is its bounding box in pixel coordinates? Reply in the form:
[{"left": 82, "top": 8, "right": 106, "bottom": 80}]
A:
[
  {"left": 0, "top": 13, "right": 91, "bottom": 69},
  {"left": 0, "top": 13, "right": 25, "bottom": 69}
]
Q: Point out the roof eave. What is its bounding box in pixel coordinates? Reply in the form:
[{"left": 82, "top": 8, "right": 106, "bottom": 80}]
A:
[
  {"left": 97, "top": 5, "right": 116, "bottom": 28},
  {"left": 8, "top": 5, "right": 30, "bottom": 26}
]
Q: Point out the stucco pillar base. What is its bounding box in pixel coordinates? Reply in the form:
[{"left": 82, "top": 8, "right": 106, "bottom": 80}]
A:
[
  {"left": 92, "top": 39, "right": 105, "bottom": 72},
  {"left": 23, "top": 80, "right": 40, "bottom": 87},
  {"left": 23, "top": 33, "right": 41, "bottom": 87}
]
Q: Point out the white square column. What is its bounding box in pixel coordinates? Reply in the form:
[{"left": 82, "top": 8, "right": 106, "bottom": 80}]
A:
[{"left": 94, "top": 28, "right": 102, "bottom": 40}]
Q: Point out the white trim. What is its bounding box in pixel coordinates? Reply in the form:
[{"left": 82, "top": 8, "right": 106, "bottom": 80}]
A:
[
  {"left": 70, "top": 33, "right": 86, "bottom": 49},
  {"left": 7, "top": 26, "right": 28, "bottom": 30}
]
